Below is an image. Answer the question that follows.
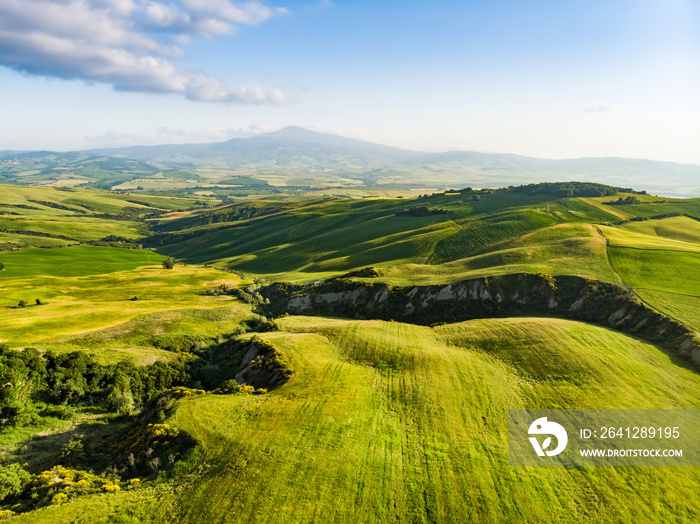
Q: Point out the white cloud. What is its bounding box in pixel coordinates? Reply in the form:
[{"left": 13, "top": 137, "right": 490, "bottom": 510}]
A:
[
  {"left": 0, "top": 0, "right": 287, "bottom": 104},
  {"left": 583, "top": 103, "right": 621, "bottom": 113}
]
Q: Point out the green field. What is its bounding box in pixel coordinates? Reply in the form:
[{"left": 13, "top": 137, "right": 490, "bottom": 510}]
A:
[
  {"left": 0, "top": 247, "right": 252, "bottom": 363},
  {"left": 15, "top": 316, "right": 700, "bottom": 523},
  {"left": 0, "top": 246, "right": 166, "bottom": 278},
  {"left": 598, "top": 216, "right": 700, "bottom": 328},
  {"left": 2, "top": 182, "right": 700, "bottom": 522}
]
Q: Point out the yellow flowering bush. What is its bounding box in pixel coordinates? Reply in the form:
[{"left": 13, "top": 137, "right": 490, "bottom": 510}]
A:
[
  {"left": 29, "top": 465, "right": 121, "bottom": 507},
  {"left": 50, "top": 493, "right": 68, "bottom": 505}
]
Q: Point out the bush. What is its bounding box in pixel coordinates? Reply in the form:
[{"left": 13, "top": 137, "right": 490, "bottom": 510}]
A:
[
  {"left": 0, "top": 262, "right": 4, "bottom": 271},
  {"left": 244, "top": 315, "right": 278, "bottom": 333},
  {"left": 111, "top": 390, "right": 135, "bottom": 416},
  {"left": 45, "top": 404, "right": 77, "bottom": 421},
  {"left": 214, "top": 379, "right": 242, "bottom": 394},
  {"left": 0, "top": 464, "right": 31, "bottom": 503},
  {"left": 162, "top": 258, "right": 175, "bottom": 269}
]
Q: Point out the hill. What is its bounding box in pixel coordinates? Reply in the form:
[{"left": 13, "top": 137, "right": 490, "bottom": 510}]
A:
[
  {"left": 3, "top": 128, "right": 700, "bottom": 196},
  {"left": 2, "top": 180, "right": 700, "bottom": 522},
  {"left": 14, "top": 317, "right": 700, "bottom": 523}
]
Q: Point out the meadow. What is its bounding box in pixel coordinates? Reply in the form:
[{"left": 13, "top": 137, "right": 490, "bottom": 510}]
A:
[
  {"left": 15, "top": 316, "right": 700, "bottom": 523},
  {"left": 2, "top": 182, "right": 700, "bottom": 523},
  {"left": 0, "top": 253, "right": 251, "bottom": 363}
]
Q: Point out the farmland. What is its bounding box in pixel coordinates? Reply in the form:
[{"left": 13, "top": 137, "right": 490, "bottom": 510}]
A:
[
  {"left": 1, "top": 181, "right": 699, "bottom": 522},
  {"left": 13, "top": 317, "right": 700, "bottom": 523}
]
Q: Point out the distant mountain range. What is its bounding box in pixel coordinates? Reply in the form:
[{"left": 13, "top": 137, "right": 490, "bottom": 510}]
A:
[{"left": 1, "top": 126, "right": 699, "bottom": 196}]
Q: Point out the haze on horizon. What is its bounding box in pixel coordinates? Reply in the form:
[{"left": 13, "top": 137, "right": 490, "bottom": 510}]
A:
[{"left": 0, "top": 0, "right": 698, "bottom": 165}]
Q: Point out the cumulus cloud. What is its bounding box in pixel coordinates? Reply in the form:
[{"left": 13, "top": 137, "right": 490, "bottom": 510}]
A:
[
  {"left": 583, "top": 104, "right": 621, "bottom": 113},
  {"left": 0, "top": 0, "right": 287, "bottom": 104}
]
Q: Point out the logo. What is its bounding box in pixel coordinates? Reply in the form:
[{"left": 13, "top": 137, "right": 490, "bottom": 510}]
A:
[{"left": 528, "top": 417, "right": 568, "bottom": 456}]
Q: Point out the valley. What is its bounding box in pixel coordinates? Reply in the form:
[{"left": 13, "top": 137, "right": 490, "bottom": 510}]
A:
[{"left": 0, "top": 180, "right": 699, "bottom": 523}]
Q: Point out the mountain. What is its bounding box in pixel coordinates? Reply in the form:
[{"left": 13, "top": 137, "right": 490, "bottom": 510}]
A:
[
  {"left": 2, "top": 127, "right": 699, "bottom": 196},
  {"left": 87, "top": 126, "right": 422, "bottom": 169},
  {"left": 85, "top": 126, "right": 700, "bottom": 195},
  {"left": 0, "top": 150, "right": 160, "bottom": 187}
]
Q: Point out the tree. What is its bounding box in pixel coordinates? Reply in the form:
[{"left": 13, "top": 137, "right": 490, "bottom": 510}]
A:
[
  {"left": 17, "top": 300, "right": 27, "bottom": 308},
  {"left": 162, "top": 258, "right": 175, "bottom": 269},
  {"left": 0, "top": 262, "right": 4, "bottom": 271}
]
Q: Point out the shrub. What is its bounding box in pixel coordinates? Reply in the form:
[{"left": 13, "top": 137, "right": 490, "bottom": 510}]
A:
[
  {"left": 214, "top": 379, "right": 242, "bottom": 394},
  {"left": 111, "top": 389, "right": 135, "bottom": 416},
  {"left": 162, "top": 258, "right": 175, "bottom": 269},
  {"left": 51, "top": 493, "right": 68, "bottom": 505},
  {"left": 46, "top": 404, "right": 77, "bottom": 421},
  {"left": 0, "top": 464, "right": 31, "bottom": 503}
]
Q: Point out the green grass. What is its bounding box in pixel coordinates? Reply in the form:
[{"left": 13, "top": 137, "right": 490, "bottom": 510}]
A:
[
  {"left": 0, "top": 231, "right": 75, "bottom": 249},
  {"left": 0, "top": 246, "right": 166, "bottom": 278},
  {"left": 635, "top": 289, "right": 700, "bottom": 332},
  {"left": 151, "top": 191, "right": 698, "bottom": 280},
  {"left": 0, "top": 252, "right": 252, "bottom": 363},
  {"left": 618, "top": 215, "right": 700, "bottom": 244},
  {"left": 599, "top": 222, "right": 700, "bottom": 253},
  {"left": 58, "top": 316, "right": 696, "bottom": 523},
  {"left": 598, "top": 217, "right": 700, "bottom": 332},
  {"left": 0, "top": 216, "right": 144, "bottom": 241},
  {"left": 377, "top": 223, "right": 621, "bottom": 286},
  {"left": 608, "top": 249, "right": 700, "bottom": 298}
]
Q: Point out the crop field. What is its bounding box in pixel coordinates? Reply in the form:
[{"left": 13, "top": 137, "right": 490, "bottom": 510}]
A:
[
  {"left": 608, "top": 248, "right": 700, "bottom": 297},
  {"left": 0, "top": 246, "right": 166, "bottom": 278},
  {"left": 150, "top": 191, "right": 628, "bottom": 278},
  {"left": 0, "top": 247, "right": 252, "bottom": 363},
  {"left": 599, "top": 216, "right": 700, "bottom": 328},
  {"left": 17, "top": 316, "right": 700, "bottom": 523},
  {"left": 635, "top": 289, "right": 700, "bottom": 332},
  {"left": 379, "top": 224, "right": 621, "bottom": 286}
]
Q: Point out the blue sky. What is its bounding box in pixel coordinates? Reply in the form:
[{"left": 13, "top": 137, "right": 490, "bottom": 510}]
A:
[{"left": 0, "top": 0, "right": 698, "bottom": 163}]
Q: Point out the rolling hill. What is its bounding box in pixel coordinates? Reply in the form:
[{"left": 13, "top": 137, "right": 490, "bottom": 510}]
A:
[
  {"left": 2, "top": 127, "right": 700, "bottom": 196},
  {"left": 1, "top": 180, "right": 700, "bottom": 523}
]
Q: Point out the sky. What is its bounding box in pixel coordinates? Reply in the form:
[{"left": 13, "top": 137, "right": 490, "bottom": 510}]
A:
[{"left": 0, "top": 0, "right": 699, "bottom": 164}]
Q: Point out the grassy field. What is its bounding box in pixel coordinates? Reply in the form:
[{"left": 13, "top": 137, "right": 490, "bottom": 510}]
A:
[
  {"left": 0, "top": 184, "right": 218, "bottom": 248},
  {"left": 0, "top": 247, "right": 252, "bottom": 363},
  {"left": 18, "top": 316, "right": 700, "bottom": 523},
  {"left": 149, "top": 189, "right": 700, "bottom": 283},
  {"left": 3, "top": 183, "right": 700, "bottom": 522},
  {"left": 378, "top": 224, "right": 621, "bottom": 286},
  {"left": 635, "top": 289, "right": 700, "bottom": 332},
  {"left": 608, "top": 248, "right": 700, "bottom": 297},
  {"left": 0, "top": 246, "right": 166, "bottom": 278},
  {"left": 597, "top": 217, "right": 700, "bottom": 329}
]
